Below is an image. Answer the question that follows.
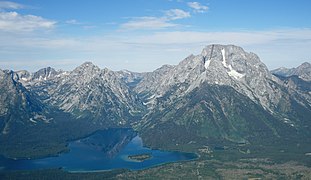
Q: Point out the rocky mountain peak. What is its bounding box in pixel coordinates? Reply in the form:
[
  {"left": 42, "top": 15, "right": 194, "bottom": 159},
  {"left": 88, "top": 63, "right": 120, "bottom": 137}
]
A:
[
  {"left": 271, "top": 61, "right": 311, "bottom": 81},
  {"left": 81, "top": 61, "right": 96, "bottom": 67},
  {"left": 300, "top": 62, "right": 311, "bottom": 67},
  {"left": 15, "top": 70, "right": 31, "bottom": 81},
  {"left": 0, "top": 69, "right": 45, "bottom": 132},
  {"left": 136, "top": 44, "right": 281, "bottom": 111},
  {"left": 0, "top": 70, "right": 14, "bottom": 86},
  {"left": 73, "top": 62, "right": 100, "bottom": 75},
  {"left": 32, "top": 67, "right": 58, "bottom": 81},
  {"left": 296, "top": 62, "right": 311, "bottom": 80},
  {"left": 2, "top": 70, "right": 19, "bottom": 84},
  {"left": 136, "top": 45, "right": 311, "bottom": 148},
  {"left": 201, "top": 44, "right": 270, "bottom": 79},
  {"left": 201, "top": 44, "right": 244, "bottom": 57}
]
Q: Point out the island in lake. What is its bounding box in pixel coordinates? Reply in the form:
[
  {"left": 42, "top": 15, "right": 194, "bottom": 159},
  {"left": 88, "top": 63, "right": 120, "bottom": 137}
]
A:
[{"left": 128, "top": 153, "right": 152, "bottom": 162}]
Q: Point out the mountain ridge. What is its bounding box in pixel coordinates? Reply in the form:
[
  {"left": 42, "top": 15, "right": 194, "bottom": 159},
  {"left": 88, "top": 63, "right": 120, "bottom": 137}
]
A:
[
  {"left": 271, "top": 62, "right": 311, "bottom": 81},
  {"left": 0, "top": 44, "right": 310, "bottom": 158}
]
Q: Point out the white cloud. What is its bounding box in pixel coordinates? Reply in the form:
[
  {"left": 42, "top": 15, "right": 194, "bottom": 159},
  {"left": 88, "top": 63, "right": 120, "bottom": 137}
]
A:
[
  {"left": 0, "top": 1, "right": 55, "bottom": 32},
  {"left": 0, "top": 1, "right": 24, "bottom": 10},
  {"left": 188, "top": 2, "right": 208, "bottom": 13},
  {"left": 120, "top": 9, "right": 190, "bottom": 30},
  {"left": 0, "top": 11, "right": 56, "bottom": 32},
  {"left": 165, "top": 9, "right": 190, "bottom": 20}
]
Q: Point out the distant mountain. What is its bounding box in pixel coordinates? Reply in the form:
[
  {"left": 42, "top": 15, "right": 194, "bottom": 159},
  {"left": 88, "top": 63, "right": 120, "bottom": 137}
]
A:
[
  {"left": 273, "top": 74, "right": 311, "bottom": 109},
  {"left": 0, "top": 44, "right": 310, "bottom": 158},
  {"left": 116, "top": 69, "right": 144, "bottom": 88},
  {"left": 272, "top": 62, "right": 311, "bottom": 112},
  {"left": 271, "top": 62, "right": 311, "bottom": 81}
]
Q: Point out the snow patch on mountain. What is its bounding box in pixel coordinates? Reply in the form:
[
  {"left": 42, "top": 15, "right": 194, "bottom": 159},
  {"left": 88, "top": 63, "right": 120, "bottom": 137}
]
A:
[
  {"left": 21, "top": 77, "right": 28, "bottom": 81},
  {"left": 228, "top": 69, "right": 245, "bottom": 79},
  {"left": 204, "top": 59, "right": 211, "bottom": 69},
  {"left": 221, "top": 48, "right": 244, "bottom": 79},
  {"left": 221, "top": 48, "right": 227, "bottom": 67}
]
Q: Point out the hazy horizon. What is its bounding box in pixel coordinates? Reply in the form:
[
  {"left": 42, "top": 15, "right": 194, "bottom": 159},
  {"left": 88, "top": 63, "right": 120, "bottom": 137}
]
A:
[{"left": 0, "top": 0, "right": 310, "bottom": 72}]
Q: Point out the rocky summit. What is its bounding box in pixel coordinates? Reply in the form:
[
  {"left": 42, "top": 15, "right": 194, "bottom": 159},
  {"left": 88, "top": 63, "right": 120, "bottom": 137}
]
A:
[
  {"left": 0, "top": 44, "right": 310, "bottom": 158},
  {"left": 135, "top": 45, "right": 311, "bottom": 149}
]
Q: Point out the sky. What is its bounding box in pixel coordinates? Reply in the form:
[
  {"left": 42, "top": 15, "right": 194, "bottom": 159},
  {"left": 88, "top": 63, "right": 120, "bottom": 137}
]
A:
[{"left": 0, "top": 0, "right": 311, "bottom": 72}]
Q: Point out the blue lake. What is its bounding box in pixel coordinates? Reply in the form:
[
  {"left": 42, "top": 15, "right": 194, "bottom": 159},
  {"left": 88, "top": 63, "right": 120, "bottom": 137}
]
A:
[{"left": 0, "top": 128, "right": 197, "bottom": 172}]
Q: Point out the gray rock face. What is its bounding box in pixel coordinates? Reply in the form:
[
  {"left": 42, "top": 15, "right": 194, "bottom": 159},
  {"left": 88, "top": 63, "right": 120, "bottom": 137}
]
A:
[
  {"left": 134, "top": 64, "right": 175, "bottom": 107},
  {"left": 0, "top": 70, "right": 17, "bottom": 117},
  {"left": 274, "top": 73, "right": 311, "bottom": 106},
  {"left": 271, "top": 62, "right": 311, "bottom": 81},
  {"left": 33, "top": 67, "right": 58, "bottom": 80},
  {"left": 0, "top": 62, "right": 145, "bottom": 135},
  {"left": 0, "top": 69, "right": 46, "bottom": 135},
  {"left": 49, "top": 62, "right": 141, "bottom": 123},
  {"left": 200, "top": 45, "right": 283, "bottom": 111},
  {"left": 15, "top": 67, "right": 61, "bottom": 82},
  {"left": 14, "top": 70, "right": 31, "bottom": 81},
  {"left": 13, "top": 62, "right": 143, "bottom": 126},
  {"left": 272, "top": 62, "right": 311, "bottom": 108}
]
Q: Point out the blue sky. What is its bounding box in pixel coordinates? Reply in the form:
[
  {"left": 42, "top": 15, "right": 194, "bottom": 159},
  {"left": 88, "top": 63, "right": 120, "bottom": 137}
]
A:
[{"left": 0, "top": 0, "right": 310, "bottom": 72}]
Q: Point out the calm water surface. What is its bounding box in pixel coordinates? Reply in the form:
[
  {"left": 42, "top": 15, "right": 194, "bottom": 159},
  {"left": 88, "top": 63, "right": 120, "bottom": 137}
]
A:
[{"left": 0, "top": 128, "right": 197, "bottom": 172}]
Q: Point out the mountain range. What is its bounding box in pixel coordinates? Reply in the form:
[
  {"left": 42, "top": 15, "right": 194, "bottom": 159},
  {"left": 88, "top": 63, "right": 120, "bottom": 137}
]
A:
[{"left": 0, "top": 44, "right": 310, "bottom": 158}]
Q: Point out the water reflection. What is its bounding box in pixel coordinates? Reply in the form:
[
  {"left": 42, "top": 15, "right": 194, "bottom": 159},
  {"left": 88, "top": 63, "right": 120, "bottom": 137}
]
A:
[
  {"left": 0, "top": 128, "right": 197, "bottom": 172},
  {"left": 78, "top": 128, "right": 137, "bottom": 158}
]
